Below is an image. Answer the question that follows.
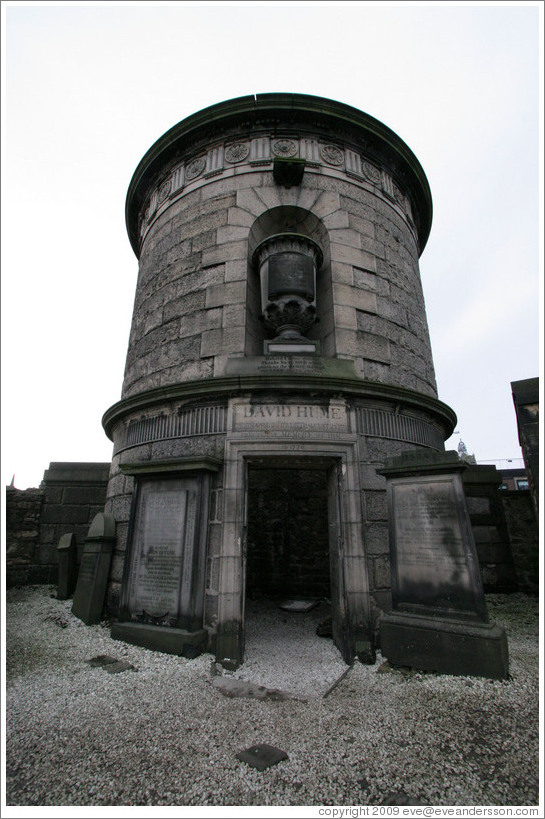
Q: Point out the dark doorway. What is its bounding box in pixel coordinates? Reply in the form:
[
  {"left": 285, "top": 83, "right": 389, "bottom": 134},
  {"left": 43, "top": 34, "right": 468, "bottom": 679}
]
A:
[{"left": 246, "top": 466, "right": 330, "bottom": 601}]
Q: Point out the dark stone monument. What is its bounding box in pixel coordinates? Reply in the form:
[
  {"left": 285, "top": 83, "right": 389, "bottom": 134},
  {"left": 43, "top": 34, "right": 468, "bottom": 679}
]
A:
[
  {"left": 111, "top": 466, "right": 214, "bottom": 658},
  {"left": 72, "top": 513, "right": 116, "bottom": 625},
  {"left": 57, "top": 532, "right": 77, "bottom": 600},
  {"left": 378, "top": 450, "right": 509, "bottom": 680}
]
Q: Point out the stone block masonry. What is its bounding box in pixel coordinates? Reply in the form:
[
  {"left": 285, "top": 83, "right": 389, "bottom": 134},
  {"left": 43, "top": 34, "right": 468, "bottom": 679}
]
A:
[
  {"left": 6, "top": 462, "right": 110, "bottom": 587},
  {"left": 6, "top": 487, "right": 44, "bottom": 586},
  {"left": 102, "top": 93, "right": 520, "bottom": 667}
]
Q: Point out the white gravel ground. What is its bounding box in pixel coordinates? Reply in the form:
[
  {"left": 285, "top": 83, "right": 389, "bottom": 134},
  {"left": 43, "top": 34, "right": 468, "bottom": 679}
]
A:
[{"left": 3, "top": 585, "right": 542, "bottom": 810}]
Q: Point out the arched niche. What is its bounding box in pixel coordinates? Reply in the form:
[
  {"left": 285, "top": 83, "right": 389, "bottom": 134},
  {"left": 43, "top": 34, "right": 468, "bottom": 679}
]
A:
[{"left": 245, "top": 207, "right": 334, "bottom": 357}]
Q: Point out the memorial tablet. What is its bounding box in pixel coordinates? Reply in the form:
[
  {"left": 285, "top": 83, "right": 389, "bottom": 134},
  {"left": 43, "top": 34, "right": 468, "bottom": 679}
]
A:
[
  {"left": 389, "top": 475, "right": 483, "bottom": 617},
  {"left": 378, "top": 451, "right": 508, "bottom": 679},
  {"left": 112, "top": 467, "right": 217, "bottom": 658},
  {"left": 126, "top": 479, "right": 198, "bottom": 626}
]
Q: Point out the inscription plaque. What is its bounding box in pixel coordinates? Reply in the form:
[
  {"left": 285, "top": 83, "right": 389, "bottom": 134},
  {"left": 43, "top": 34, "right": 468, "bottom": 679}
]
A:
[
  {"left": 232, "top": 401, "right": 350, "bottom": 433},
  {"left": 390, "top": 476, "right": 478, "bottom": 614},
  {"left": 378, "top": 451, "right": 508, "bottom": 679},
  {"left": 268, "top": 253, "right": 314, "bottom": 301},
  {"left": 77, "top": 553, "right": 97, "bottom": 584},
  {"left": 127, "top": 479, "right": 198, "bottom": 625}
]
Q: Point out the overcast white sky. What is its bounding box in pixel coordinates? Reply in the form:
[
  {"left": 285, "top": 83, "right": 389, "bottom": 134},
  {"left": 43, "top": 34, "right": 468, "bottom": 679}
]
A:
[{"left": 2, "top": 1, "right": 542, "bottom": 490}]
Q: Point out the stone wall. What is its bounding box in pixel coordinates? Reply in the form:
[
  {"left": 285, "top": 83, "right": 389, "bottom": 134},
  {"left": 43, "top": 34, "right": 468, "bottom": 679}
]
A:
[
  {"left": 501, "top": 490, "right": 539, "bottom": 595},
  {"left": 6, "top": 487, "right": 44, "bottom": 586},
  {"left": 122, "top": 171, "right": 438, "bottom": 401},
  {"left": 5, "top": 462, "right": 110, "bottom": 587},
  {"left": 462, "top": 464, "right": 518, "bottom": 593}
]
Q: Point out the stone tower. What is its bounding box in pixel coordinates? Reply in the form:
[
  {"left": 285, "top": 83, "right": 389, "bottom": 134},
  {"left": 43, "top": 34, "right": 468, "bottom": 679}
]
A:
[{"left": 102, "top": 94, "right": 456, "bottom": 667}]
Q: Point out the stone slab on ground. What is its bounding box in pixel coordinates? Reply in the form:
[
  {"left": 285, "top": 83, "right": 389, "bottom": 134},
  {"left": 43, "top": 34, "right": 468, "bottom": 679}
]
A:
[
  {"left": 85, "top": 655, "right": 136, "bottom": 673},
  {"left": 236, "top": 743, "right": 289, "bottom": 771},
  {"left": 210, "top": 676, "right": 304, "bottom": 701}
]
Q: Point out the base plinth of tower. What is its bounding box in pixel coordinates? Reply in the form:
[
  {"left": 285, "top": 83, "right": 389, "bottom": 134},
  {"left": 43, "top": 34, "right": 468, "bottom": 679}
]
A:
[{"left": 380, "top": 611, "right": 509, "bottom": 680}]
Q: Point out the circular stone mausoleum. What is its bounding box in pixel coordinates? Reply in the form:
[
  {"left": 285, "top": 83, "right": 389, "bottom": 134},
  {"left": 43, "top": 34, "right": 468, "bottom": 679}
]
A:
[{"left": 102, "top": 93, "right": 457, "bottom": 668}]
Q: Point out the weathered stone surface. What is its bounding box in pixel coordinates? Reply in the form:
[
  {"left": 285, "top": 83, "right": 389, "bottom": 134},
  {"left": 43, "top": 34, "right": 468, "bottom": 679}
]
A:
[
  {"left": 379, "top": 452, "right": 509, "bottom": 679},
  {"left": 372, "top": 555, "right": 391, "bottom": 589},
  {"left": 200, "top": 327, "right": 245, "bottom": 358},
  {"left": 355, "top": 639, "right": 376, "bottom": 665},
  {"left": 501, "top": 491, "right": 538, "bottom": 594},
  {"left": 6, "top": 488, "right": 44, "bottom": 587},
  {"left": 72, "top": 514, "right": 116, "bottom": 626},
  {"left": 86, "top": 655, "right": 117, "bottom": 667},
  {"left": 211, "top": 677, "right": 302, "bottom": 702},
  {"left": 235, "top": 743, "right": 290, "bottom": 770},
  {"left": 57, "top": 533, "right": 77, "bottom": 600},
  {"left": 101, "top": 95, "right": 460, "bottom": 656}
]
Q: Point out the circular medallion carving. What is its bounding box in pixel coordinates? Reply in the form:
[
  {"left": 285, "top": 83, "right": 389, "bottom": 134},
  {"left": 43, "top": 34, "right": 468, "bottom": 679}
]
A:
[
  {"left": 272, "top": 139, "right": 297, "bottom": 157},
  {"left": 225, "top": 142, "right": 250, "bottom": 163},
  {"left": 361, "top": 159, "right": 381, "bottom": 183},
  {"left": 185, "top": 157, "right": 206, "bottom": 180},
  {"left": 157, "top": 179, "right": 171, "bottom": 204},
  {"left": 320, "top": 144, "right": 344, "bottom": 166}
]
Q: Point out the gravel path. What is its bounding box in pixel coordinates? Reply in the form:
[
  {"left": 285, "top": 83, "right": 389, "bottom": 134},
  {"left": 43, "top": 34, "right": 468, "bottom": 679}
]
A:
[{"left": 3, "top": 586, "right": 541, "bottom": 809}]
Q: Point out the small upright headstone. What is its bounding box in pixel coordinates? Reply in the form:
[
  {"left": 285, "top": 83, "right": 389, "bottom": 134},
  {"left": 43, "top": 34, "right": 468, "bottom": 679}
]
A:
[
  {"left": 72, "top": 513, "right": 116, "bottom": 625},
  {"left": 378, "top": 450, "right": 509, "bottom": 680},
  {"left": 57, "top": 532, "right": 77, "bottom": 600}
]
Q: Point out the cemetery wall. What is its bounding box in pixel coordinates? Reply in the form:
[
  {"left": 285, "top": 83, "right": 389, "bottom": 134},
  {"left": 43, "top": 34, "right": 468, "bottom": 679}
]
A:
[
  {"left": 5, "top": 462, "right": 110, "bottom": 587},
  {"left": 500, "top": 490, "right": 539, "bottom": 594},
  {"left": 5, "top": 487, "right": 44, "bottom": 586}
]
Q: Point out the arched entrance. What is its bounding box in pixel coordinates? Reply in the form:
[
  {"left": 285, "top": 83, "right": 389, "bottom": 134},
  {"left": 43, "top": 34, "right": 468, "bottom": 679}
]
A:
[{"left": 215, "top": 419, "right": 372, "bottom": 669}]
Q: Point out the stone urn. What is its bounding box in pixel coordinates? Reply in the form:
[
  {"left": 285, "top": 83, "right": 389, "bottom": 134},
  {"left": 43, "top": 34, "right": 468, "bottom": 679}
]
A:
[{"left": 252, "top": 233, "right": 323, "bottom": 353}]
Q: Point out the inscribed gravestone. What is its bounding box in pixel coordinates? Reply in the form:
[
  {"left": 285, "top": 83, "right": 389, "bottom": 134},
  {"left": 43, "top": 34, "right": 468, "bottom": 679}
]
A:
[
  {"left": 389, "top": 475, "right": 485, "bottom": 617},
  {"left": 72, "top": 513, "right": 116, "bottom": 625},
  {"left": 378, "top": 451, "right": 508, "bottom": 680},
  {"left": 126, "top": 480, "right": 198, "bottom": 626},
  {"left": 111, "top": 474, "right": 209, "bottom": 657}
]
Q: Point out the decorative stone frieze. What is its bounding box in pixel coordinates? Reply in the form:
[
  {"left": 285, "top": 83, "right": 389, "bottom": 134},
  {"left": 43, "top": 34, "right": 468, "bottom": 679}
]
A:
[{"left": 137, "top": 129, "right": 425, "bottom": 250}]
